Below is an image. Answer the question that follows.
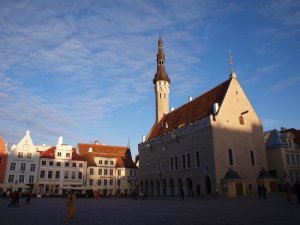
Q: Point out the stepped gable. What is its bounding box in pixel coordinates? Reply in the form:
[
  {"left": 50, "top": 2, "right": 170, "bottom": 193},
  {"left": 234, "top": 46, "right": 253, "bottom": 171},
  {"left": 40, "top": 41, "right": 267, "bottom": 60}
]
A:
[
  {"left": 78, "top": 143, "right": 136, "bottom": 168},
  {"left": 147, "top": 78, "right": 232, "bottom": 141},
  {"left": 40, "top": 146, "right": 84, "bottom": 161}
]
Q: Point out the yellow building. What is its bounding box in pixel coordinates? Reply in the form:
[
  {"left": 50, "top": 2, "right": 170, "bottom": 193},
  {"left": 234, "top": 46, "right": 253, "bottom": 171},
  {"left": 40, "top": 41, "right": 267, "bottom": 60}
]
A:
[
  {"left": 79, "top": 142, "right": 138, "bottom": 196},
  {"left": 265, "top": 128, "right": 300, "bottom": 188},
  {"left": 138, "top": 36, "right": 275, "bottom": 197}
]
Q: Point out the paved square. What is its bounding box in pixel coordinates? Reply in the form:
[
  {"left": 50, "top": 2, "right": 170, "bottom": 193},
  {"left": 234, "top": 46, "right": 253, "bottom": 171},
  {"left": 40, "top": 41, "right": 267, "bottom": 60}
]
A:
[{"left": 1, "top": 194, "right": 299, "bottom": 225}]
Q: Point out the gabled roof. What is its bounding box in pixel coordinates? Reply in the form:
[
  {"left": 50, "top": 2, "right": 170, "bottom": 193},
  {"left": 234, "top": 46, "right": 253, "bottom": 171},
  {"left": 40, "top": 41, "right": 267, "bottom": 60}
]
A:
[
  {"left": 147, "top": 78, "right": 232, "bottom": 141},
  {"left": 40, "top": 147, "right": 84, "bottom": 161},
  {"left": 78, "top": 143, "right": 136, "bottom": 168},
  {"left": 264, "top": 129, "right": 299, "bottom": 149},
  {"left": 281, "top": 128, "right": 300, "bottom": 145}
]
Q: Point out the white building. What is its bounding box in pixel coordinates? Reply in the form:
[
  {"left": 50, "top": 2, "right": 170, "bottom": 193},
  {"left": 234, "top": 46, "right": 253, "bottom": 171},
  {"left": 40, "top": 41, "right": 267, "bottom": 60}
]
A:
[
  {"left": 38, "top": 136, "right": 87, "bottom": 195},
  {"left": 4, "top": 130, "right": 39, "bottom": 192}
]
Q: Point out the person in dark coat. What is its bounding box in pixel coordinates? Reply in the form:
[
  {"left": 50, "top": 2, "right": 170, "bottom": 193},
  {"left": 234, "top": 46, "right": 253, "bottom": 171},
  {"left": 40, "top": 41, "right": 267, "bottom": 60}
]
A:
[{"left": 293, "top": 180, "right": 300, "bottom": 204}]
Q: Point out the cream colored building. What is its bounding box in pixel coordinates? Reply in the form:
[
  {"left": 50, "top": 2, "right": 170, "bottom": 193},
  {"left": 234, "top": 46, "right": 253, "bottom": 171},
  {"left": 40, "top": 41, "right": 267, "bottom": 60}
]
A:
[
  {"left": 79, "top": 143, "right": 138, "bottom": 196},
  {"left": 138, "top": 37, "right": 275, "bottom": 198},
  {"left": 264, "top": 128, "right": 300, "bottom": 187}
]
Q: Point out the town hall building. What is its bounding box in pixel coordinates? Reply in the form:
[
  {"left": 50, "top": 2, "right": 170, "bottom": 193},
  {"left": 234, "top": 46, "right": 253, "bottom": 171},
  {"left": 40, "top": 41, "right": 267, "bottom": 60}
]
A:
[{"left": 138, "top": 36, "right": 275, "bottom": 197}]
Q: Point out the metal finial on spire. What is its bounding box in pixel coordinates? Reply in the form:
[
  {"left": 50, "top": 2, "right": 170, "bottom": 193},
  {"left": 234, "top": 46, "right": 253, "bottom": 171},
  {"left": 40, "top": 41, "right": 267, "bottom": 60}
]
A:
[{"left": 229, "top": 49, "right": 234, "bottom": 74}]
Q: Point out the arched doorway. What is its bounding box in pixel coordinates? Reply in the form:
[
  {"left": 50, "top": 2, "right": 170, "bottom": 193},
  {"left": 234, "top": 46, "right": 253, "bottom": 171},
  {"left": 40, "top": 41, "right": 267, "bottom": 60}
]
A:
[
  {"left": 162, "top": 179, "right": 167, "bottom": 196},
  {"left": 156, "top": 180, "right": 160, "bottom": 197},
  {"left": 177, "top": 178, "right": 183, "bottom": 197},
  {"left": 205, "top": 176, "right": 211, "bottom": 195},
  {"left": 186, "top": 178, "right": 193, "bottom": 197},
  {"left": 169, "top": 179, "right": 175, "bottom": 196},
  {"left": 150, "top": 180, "right": 154, "bottom": 196},
  {"left": 196, "top": 184, "right": 201, "bottom": 196}
]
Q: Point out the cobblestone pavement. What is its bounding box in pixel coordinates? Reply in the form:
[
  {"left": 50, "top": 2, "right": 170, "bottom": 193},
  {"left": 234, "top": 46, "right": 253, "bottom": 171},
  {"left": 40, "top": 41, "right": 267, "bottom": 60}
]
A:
[{"left": 0, "top": 194, "right": 299, "bottom": 225}]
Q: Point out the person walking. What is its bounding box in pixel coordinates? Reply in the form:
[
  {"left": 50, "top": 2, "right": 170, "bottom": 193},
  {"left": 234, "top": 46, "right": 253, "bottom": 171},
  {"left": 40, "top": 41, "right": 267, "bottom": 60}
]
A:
[
  {"left": 261, "top": 185, "right": 267, "bottom": 200},
  {"left": 25, "top": 190, "right": 32, "bottom": 205},
  {"left": 66, "top": 191, "right": 76, "bottom": 219},
  {"left": 283, "top": 182, "right": 293, "bottom": 202},
  {"left": 257, "top": 184, "right": 262, "bottom": 198},
  {"left": 293, "top": 180, "right": 300, "bottom": 204}
]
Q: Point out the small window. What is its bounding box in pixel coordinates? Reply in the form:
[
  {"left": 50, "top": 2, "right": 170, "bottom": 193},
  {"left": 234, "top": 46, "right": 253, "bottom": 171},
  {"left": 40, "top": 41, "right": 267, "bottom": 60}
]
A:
[
  {"left": 90, "top": 168, "right": 94, "bottom": 175},
  {"left": 55, "top": 171, "right": 60, "bottom": 179},
  {"left": 187, "top": 154, "right": 191, "bottom": 169},
  {"left": 65, "top": 162, "right": 69, "bottom": 167},
  {"left": 239, "top": 116, "right": 244, "bottom": 125},
  {"left": 104, "top": 160, "right": 108, "bottom": 165},
  {"left": 196, "top": 152, "right": 200, "bottom": 167},
  {"left": 182, "top": 155, "right": 186, "bottom": 170},
  {"left": 99, "top": 160, "right": 102, "bottom": 165},
  {"left": 48, "top": 171, "right": 53, "bottom": 179},
  {"left": 49, "top": 161, "right": 53, "bottom": 166},
  {"left": 110, "top": 161, "right": 114, "bottom": 165},
  {"left": 71, "top": 172, "right": 76, "bottom": 179},
  {"left": 27, "top": 153, "right": 32, "bottom": 158},
  {"left": 79, "top": 163, "right": 83, "bottom": 168},
  {"left": 57, "top": 152, "right": 61, "bottom": 156},
  {"left": 228, "top": 149, "right": 234, "bottom": 166},
  {"left": 40, "top": 171, "right": 45, "bottom": 178},
  {"left": 18, "top": 152, "right": 23, "bottom": 158},
  {"left": 72, "top": 162, "right": 76, "bottom": 167},
  {"left": 57, "top": 162, "right": 61, "bottom": 167},
  {"left": 89, "top": 179, "right": 93, "bottom": 186},
  {"left": 42, "top": 161, "right": 46, "bottom": 166},
  {"left": 98, "top": 169, "right": 102, "bottom": 175},
  {"left": 78, "top": 172, "right": 82, "bottom": 179},
  {"left": 250, "top": 150, "right": 255, "bottom": 166},
  {"left": 66, "top": 153, "right": 70, "bottom": 157}
]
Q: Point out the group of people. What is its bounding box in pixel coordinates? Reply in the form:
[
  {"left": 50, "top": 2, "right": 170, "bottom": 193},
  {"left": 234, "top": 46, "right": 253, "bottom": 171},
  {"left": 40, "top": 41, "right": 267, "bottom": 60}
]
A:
[
  {"left": 282, "top": 181, "right": 300, "bottom": 204},
  {"left": 7, "top": 190, "right": 33, "bottom": 207},
  {"left": 258, "top": 181, "right": 300, "bottom": 203}
]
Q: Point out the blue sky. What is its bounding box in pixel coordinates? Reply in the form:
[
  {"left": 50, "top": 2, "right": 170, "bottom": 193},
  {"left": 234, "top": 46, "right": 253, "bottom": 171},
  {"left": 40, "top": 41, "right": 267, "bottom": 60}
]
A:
[{"left": 0, "top": 0, "right": 299, "bottom": 157}]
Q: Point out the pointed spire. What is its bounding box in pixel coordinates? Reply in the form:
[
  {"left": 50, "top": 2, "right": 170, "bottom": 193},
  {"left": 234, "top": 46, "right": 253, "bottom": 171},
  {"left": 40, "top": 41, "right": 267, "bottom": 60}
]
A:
[
  {"left": 153, "top": 35, "right": 170, "bottom": 84},
  {"left": 229, "top": 49, "right": 237, "bottom": 78}
]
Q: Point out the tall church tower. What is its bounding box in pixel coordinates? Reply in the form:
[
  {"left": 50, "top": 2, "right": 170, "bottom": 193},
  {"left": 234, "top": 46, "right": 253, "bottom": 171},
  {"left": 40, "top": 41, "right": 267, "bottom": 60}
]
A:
[{"left": 153, "top": 35, "right": 171, "bottom": 123}]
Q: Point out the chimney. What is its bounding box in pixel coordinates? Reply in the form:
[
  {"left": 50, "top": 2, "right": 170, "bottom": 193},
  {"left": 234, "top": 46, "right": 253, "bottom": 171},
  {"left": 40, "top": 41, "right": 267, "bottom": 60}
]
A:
[
  {"left": 188, "top": 96, "right": 193, "bottom": 102},
  {"left": 170, "top": 107, "right": 175, "bottom": 112},
  {"left": 213, "top": 103, "right": 219, "bottom": 115},
  {"left": 142, "top": 135, "right": 146, "bottom": 143},
  {"left": 95, "top": 140, "right": 99, "bottom": 144},
  {"left": 57, "top": 136, "right": 63, "bottom": 145},
  {"left": 88, "top": 147, "right": 93, "bottom": 153}
]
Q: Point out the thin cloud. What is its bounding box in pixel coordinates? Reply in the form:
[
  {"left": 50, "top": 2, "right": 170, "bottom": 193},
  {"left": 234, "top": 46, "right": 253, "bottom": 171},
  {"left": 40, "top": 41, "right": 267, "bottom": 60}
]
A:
[{"left": 270, "top": 76, "right": 300, "bottom": 92}]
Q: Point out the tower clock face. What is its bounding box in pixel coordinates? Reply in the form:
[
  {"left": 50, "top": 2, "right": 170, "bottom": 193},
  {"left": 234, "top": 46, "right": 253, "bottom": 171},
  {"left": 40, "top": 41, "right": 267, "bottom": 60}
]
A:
[{"left": 23, "top": 144, "right": 29, "bottom": 151}]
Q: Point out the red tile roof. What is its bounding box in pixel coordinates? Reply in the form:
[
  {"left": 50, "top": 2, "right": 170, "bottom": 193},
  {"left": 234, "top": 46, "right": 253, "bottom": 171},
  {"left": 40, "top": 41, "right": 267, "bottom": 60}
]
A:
[
  {"left": 147, "top": 78, "right": 232, "bottom": 141},
  {"left": 40, "top": 147, "right": 84, "bottom": 161},
  {"left": 78, "top": 143, "right": 136, "bottom": 168}
]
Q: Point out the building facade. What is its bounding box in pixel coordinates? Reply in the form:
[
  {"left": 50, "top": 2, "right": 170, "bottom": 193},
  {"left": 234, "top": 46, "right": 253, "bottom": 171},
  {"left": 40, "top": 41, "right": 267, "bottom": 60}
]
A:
[
  {"left": 4, "top": 130, "right": 39, "bottom": 192},
  {"left": 38, "top": 136, "right": 87, "bottom": 195},
  {"left": 79, "top": 142, "right": 138, "bottom": 196},
  {"left": 265, "top": 128, "right": 300, "bottom": 187},
  {"left": 138, "top": 37, "right": 274, "bottom": 198}
]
